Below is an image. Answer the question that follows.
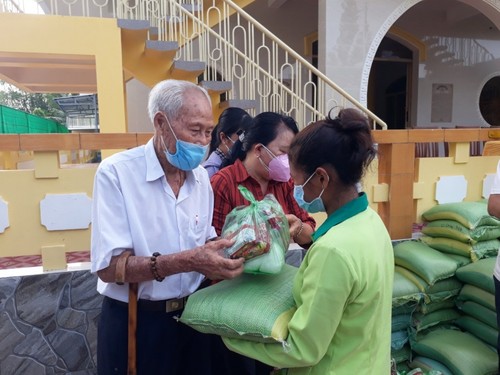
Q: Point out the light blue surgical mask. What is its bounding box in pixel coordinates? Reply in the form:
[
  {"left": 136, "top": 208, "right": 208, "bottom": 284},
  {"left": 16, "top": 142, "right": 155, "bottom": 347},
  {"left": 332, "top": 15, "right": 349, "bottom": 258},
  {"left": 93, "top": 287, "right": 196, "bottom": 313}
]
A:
[
  {"left": 160, "top": 113, "right": 208, "bottom": 171},
  {"left": 293, "top": 171, "right": 328, "bottom": 213}
]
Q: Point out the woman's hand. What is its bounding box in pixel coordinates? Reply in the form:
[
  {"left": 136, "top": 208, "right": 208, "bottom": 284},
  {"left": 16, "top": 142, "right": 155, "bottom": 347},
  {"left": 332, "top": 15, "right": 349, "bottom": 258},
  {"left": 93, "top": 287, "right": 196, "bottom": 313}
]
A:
[{"left": 286, "top": 214, "right": 302, "bottom": 239}]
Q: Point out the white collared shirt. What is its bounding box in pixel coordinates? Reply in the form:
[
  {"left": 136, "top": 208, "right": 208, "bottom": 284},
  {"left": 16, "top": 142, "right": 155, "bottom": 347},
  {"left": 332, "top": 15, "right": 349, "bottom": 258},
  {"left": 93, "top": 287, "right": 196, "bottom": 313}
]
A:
[{"left": 91, "top": 138, "right": 217, "bottom": 302}]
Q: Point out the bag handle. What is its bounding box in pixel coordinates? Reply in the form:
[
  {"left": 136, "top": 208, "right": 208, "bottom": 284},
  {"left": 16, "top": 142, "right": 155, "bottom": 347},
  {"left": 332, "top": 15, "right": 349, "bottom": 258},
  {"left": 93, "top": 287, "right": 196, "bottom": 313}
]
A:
[{"left": 238, "top": 185, "right": 257, "bottom": 204}]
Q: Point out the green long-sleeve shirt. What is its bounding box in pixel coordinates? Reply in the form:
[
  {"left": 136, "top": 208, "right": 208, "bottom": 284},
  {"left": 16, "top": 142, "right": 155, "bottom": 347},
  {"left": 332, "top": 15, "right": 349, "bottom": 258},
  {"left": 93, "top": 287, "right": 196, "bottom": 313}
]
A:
[{"left": 224, "top": 194, "right": 394, "bottom": 374}]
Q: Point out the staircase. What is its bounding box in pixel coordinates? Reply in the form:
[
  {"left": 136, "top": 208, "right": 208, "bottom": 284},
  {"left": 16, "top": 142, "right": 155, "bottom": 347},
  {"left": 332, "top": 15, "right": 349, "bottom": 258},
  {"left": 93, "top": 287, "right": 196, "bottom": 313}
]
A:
[
  {"left": 0, "top": 0, "right": 386, "bottom": 129},
  {"left": 423, "top": 35, "right": 494, "bottom": 67}
]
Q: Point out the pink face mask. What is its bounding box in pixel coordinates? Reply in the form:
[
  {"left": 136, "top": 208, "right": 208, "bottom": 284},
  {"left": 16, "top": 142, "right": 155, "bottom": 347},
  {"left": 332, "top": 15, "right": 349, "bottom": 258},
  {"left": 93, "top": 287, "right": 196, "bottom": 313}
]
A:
[{"left": 260, "top": 145, "right": 291, "bottom": 182}]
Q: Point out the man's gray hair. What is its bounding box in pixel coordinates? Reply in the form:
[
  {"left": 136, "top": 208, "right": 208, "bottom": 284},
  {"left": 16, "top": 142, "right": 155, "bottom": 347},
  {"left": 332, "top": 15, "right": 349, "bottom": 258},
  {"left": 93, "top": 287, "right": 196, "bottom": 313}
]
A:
[{"left": 147, "top": 79, "right": 211, "bottom": 123}]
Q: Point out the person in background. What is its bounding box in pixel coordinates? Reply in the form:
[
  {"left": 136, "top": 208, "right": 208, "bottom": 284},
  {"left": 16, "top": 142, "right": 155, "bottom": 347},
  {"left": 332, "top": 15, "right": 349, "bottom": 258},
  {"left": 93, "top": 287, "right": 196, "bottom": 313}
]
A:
[
  {"left": 211, "top": 112, "right": 316, "bottom": 248},
  {"left": 203, "top": 107, "right": 252, "bottom": 178},
  {"left": 210, "top": 112, "right": 316, "bottom": 375},
  {"left": 487, "top": 160, "right": 500, "bottom": 373},
  {"left": 223, "top": 108, "right": 394, "bottom": 374},
  {"left": 91, "top": 79, "right": 244, "bottom": 375}
]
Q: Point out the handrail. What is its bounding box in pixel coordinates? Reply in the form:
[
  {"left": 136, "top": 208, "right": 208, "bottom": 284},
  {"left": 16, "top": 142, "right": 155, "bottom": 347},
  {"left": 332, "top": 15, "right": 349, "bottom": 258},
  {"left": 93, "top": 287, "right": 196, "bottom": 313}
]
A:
[
  {"left": 165, "top": 0, "right": 387, "bottom": 128},
  {"left": 221, "top": 0, "right": 387, "bottom": 128}
]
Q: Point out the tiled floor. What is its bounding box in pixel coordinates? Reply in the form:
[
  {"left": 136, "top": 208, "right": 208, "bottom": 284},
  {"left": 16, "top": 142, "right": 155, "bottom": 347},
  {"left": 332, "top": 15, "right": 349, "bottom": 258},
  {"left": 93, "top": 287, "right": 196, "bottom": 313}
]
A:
[{"left": 0, "top": 251, "right": 90, "bottom": 270}]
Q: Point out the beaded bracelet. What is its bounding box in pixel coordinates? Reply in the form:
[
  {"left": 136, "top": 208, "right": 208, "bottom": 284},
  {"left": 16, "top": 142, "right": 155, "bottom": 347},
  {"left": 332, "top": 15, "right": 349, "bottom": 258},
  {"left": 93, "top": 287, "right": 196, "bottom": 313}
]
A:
[
  {"left": 293, "top": 220, "right": 304, "bottom": 242},
  {"left": 150, "top": 252, "right": 165, "bottom": 282}
]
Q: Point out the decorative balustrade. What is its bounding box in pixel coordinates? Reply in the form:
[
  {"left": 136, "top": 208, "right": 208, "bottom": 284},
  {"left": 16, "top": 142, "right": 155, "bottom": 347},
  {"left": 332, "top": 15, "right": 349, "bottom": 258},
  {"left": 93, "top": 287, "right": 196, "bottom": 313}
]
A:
[
  {"left": 0, "top": 0, "right": 387, "bottom": 128},
  {"left": 423, "top": 35, "right": 495, "bottom": 67}
]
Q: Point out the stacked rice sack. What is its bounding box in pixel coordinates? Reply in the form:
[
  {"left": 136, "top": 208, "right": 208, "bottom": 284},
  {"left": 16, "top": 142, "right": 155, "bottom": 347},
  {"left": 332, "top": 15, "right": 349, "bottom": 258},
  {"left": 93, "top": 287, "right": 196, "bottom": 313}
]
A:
[
  {"left": 391, "top": 268, "right": 422, "bottom": 371},
  {"left": 392, "top": 239, "right": 499, "bottom": 374},
  {"left": 420, "top": 201, "right": 500, "bottom": 263},
  {"left": 455, "top": 258, "right": 498, "bottom": 350},
  {"left": 391, "top": 240, "right": 462, "bottom": 374},
  {"left": 389, "top": 200, "right": 500, "bottom": 374}
]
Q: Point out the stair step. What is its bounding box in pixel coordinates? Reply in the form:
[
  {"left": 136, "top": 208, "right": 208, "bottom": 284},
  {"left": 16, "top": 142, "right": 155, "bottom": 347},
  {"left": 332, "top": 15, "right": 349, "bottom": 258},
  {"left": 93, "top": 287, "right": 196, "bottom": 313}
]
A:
[
  {"left": 145, "top": 40, "right": 179, "bottom": 59},
  {"left": 145, "top": 40, "right": 178, "bottom": 52},
  {"left": 170, "top": 60, "right": 206, "bottom": 81},
  {"left": 118, "top": 19, "right": 151, "bottom": 46},
  {"left": 435, "top": 51, "right": 454, "bottom": 59},
  {"left": 117, "top": 19, "right": 151, "bottom": 30},
  {"left": 171, "top": 60, "right": 206, "bottom": 73},
  {"left": 200, "top": 80, "right": 232, "bottom": 95},
  {"left": 149, "top": 27, "right": 159, "bottom": 41},
  {"left": 428, "top": 45, "right": 447, "bottom": 52},
  {"left": 219, "top": 99, "right": 257, "bottom": 111},
  {"left": 444, "top": 58, "right": 464, "bottom": 65},
  {"left": 182, "top": 3, "right": 203, "bottom": 13}
]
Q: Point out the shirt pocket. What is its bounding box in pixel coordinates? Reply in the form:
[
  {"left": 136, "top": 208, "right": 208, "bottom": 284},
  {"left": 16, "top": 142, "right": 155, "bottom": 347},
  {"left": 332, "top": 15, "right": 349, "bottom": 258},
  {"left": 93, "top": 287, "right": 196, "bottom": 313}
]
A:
[{"left": 189, "top": 213, "right": 209, "bottom": 243}]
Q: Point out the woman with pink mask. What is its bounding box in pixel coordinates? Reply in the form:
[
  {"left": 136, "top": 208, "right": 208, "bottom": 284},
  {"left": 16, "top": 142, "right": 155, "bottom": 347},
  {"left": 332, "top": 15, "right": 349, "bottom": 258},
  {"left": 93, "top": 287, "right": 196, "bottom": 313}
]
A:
[
  {"left": 211, "top": 112, "right": 315, "bottom": 250},
  {"left": 210, "top": 112, "right": 316, "bottom": 375}
]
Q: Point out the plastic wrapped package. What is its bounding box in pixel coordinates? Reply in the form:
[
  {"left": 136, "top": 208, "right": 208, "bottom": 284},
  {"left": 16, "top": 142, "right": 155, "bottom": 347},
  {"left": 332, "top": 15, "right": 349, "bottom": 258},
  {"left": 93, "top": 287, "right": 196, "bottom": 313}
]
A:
[{"left": 221, "top": 185, "right": 290, "bottom": 274}]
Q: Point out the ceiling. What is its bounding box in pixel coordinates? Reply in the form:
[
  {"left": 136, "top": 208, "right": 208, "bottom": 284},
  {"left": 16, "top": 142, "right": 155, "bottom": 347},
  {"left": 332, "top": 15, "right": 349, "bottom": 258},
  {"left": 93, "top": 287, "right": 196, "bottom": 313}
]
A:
[
  {"left": 0, "top": 52, "right": 97, "bottom": 94},
  {"left": 395, "top": 0, "right": 499, "bottom": 39}
]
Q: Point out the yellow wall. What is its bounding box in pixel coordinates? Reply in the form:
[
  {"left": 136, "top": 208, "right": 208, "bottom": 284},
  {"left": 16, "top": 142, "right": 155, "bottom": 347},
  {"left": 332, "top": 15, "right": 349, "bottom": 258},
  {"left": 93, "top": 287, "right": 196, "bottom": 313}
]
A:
[
  {"left": 415, "top": 155, "right": 499, "bottom": 221},
  {"left": 1, "top": 146, "right": 499, "bottom": 263},
  {"left": 0, "top": 151, "right": 96, "bottom": 259}
]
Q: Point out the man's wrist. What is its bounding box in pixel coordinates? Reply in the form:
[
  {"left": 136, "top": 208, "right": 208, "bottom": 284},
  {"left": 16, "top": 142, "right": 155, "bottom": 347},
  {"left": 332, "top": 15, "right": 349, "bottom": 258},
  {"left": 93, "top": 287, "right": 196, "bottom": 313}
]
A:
[{"left": 150, "top": 252, "right": 165, "bottom": 282}]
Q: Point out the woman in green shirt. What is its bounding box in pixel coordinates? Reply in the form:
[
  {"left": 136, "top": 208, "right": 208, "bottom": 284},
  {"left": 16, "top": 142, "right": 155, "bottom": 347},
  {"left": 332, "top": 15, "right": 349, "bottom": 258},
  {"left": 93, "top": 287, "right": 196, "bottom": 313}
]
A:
[{"left": 223, "top": 108, "right": 394, "bottom": 374}]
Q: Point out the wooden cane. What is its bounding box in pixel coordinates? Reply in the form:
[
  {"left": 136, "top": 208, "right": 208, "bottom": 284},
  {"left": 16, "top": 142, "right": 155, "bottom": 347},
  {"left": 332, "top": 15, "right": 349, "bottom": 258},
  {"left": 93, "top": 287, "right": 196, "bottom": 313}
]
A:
[
  {"left": 114, "top": 250, "right": 137, "bottom": 375},
  {"left": 128, "top": 282, "right": 138, "bottom": 375}
]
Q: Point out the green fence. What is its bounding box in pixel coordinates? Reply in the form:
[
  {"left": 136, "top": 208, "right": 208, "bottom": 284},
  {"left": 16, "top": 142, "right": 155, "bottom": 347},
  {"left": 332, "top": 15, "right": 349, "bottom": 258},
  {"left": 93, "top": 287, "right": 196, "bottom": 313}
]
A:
[{"left": 0, "top": 105, "right": 68, "bottom": 134}]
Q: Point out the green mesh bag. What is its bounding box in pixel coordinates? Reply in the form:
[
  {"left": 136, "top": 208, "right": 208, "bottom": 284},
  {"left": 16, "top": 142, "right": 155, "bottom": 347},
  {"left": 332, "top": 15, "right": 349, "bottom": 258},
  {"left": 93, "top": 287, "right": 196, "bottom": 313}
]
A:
[
  {"left": 409, "top": 356, "right": 453, "bottom": 375},
  {"left": 391, "top": 345, "right": 412, "bottom": 364},
  {"left": 455, "top": 257, "right": 496, "bottom": 294},
  {"left": 412, "top": 309, "right": 460, "bottom": 332},
  {"left": 411, "top": 329, "right": 498, "bottom": 375},
  {"left": 420, "top": 236, "right": 499, "bottom": 262},
  {"left": 180, "top": 264, "right": 297, "bottom": 343},
  {"left": 456, "top": 284, "right": 496, "bottom": 311},
  {"left": 421, "top": 201, "right": 500, "bottom": 229},
  {"left": 392, "top": 268, "right": 422, "bottom": 307},
  {"left": 395, "top": 266, "right": 462, "bottom": 304},
  {"left": 391, "top": 330, "right": 409, "bottom": 350},
  {"left": 393, "top": 241, "right": 457, "bottom": 285},
  {"left": 392, "top": 314, "right": 413, "bottom": 332},
  {"left": 418, "top": 299, "right": 456, "bottom": 315},
  {"left": 221, "top": 185, "right": 290, "bottom": 274},
  {"left": 444, "top": 253, "right": 471, "bottom": 268},
  {"left": 455, "top": 316, "right": 498, "bottom": 347},
  {"left": 459, "top": 301, "right": 497, "bottom": 329},
  {"left": 422, "top": 219, "right": 500, "bottom": 243}
]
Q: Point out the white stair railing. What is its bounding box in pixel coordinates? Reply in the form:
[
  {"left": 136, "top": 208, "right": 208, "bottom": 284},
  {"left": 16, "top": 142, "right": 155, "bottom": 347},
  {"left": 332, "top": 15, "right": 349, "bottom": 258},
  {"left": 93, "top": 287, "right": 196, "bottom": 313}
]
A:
[{"left": 0, "top": 0, "right": 393, "bottom": 128}]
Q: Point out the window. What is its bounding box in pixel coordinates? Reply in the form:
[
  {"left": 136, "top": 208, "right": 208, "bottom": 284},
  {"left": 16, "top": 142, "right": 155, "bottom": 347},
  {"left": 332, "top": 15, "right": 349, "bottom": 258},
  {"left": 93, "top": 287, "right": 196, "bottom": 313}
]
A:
[{"left": 480, "top": 76, "right": 500, "bottom": 126}]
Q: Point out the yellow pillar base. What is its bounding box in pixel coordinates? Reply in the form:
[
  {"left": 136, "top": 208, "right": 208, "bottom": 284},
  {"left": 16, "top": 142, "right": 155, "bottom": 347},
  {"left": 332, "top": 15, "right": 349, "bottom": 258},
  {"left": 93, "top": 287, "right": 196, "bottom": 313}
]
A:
[{"left": 41, "top": 245, "right": 67, "bottom": 272}]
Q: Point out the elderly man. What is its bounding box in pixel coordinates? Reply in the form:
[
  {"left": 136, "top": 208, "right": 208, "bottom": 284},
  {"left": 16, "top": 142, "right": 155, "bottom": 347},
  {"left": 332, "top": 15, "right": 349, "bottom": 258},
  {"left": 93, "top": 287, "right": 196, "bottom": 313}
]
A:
[{"left": 91, "top": 79, "right": 244, "bottom": 374}]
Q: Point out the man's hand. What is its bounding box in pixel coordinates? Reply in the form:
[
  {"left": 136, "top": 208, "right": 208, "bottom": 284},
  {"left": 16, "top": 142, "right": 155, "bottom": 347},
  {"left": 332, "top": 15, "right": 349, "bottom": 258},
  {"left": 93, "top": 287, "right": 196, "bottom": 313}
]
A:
[{"left": 190, "top": 238, "right": 245, "bottom": 280}]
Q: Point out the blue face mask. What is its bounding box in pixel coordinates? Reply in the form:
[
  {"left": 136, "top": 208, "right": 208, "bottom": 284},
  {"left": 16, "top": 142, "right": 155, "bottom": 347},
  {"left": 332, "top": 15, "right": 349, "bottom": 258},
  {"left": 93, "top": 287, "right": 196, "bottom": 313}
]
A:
[
  {"left": 160, "top": 114, "right": 208, "bottom": 171},
  {"left": 293, "top": 171, "right": 327, "bottom": 213}
]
